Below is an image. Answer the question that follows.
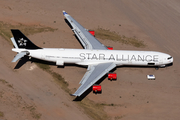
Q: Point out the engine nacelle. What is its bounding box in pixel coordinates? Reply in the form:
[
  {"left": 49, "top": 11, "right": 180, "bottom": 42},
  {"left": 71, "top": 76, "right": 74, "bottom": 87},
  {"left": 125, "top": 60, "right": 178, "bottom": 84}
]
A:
[
  {"left": 107, "top": 46, "right": 113, "bottom": 50},
  {"left": 88, "top": 30, "right": 95, "bottom": 36},
  {"left": 92, "top": 85, "right": 101, "bottom": 93},
  {"left": 108, "top": 73, "right": 117, "bottom": 80}
]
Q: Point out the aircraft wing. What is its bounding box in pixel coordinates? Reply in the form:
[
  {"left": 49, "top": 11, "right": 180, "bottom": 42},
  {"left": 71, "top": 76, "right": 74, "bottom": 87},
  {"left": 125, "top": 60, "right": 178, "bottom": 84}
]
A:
[
  {"left": 72, "top": 62, "right": 116, "bottom": 96},
  {"left": 63, "top": 11, "right": 108, "bottom": 50}
]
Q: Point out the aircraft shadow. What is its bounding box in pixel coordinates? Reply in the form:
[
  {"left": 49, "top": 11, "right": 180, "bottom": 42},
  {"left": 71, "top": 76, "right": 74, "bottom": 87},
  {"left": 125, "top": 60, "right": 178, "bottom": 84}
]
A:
[
  {"left": 14, "top": 56, "right": 29, "bottom": 69},
  {"left": 64, "top": 18, "right": 73, "bottom": 29},
  {"left": 14, "top": 57, "right": 57, "bottom": 69},
  {"left": 73, "top": 63, "right": 174, "bottom": 101},
  {"left": 14, "top": 55, "right": 173, "bottom": 101},
  {"left": 116, "top": 63, "right": 173, "bottom": 69}
]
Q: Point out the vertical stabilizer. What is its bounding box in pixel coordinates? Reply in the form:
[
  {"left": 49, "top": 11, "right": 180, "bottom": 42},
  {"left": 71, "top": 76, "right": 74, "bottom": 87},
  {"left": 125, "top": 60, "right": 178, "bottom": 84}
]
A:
[{"left": 11, "top": 29, "right": 41, "bottom": 49}]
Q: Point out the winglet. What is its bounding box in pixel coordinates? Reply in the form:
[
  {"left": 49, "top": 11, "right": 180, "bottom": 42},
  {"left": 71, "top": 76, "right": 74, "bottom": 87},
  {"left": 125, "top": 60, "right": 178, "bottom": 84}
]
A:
[{"left": 63, "top": 10, "right": 67, "bottom": 15}]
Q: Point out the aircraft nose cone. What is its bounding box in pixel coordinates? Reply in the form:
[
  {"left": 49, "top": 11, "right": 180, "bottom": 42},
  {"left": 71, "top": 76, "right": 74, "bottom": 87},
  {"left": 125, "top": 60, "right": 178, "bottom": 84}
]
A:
[
  {"left": 167, "top": 56, "right": 173, "bottom": 64},
  {"left": 171, "top": 57, "right": 173, "bottom": 63}
]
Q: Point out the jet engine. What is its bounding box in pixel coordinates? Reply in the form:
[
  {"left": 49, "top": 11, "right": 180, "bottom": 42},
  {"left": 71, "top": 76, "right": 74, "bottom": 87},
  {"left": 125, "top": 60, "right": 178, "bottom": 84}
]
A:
[
  {"left": 107, "top": 46, "right": 113, "bottom": 50},
  {"left": 108, "top": 73, "right": 117, "bottom": 80},
  {"left": 88, "top": 30, "right": 95, "bottom": 36},
  {"left": 92, "top": 85, "right": 101, "bottom": 93}
]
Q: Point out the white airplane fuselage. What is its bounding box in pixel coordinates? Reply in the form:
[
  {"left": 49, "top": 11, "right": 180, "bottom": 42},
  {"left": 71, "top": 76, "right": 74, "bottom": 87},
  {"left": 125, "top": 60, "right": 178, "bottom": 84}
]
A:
[
  {"left": 10, "top": 11, "right": 174, "bottom": 97},
  {"left": 12, "top": 48, "right": 173, "bottom": 67}
]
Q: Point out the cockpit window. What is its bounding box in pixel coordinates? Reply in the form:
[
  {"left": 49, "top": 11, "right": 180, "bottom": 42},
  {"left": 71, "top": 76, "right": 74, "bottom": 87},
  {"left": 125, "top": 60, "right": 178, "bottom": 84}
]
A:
[{"left": 167, "top": 57, "right": 172, "bottom": 60}]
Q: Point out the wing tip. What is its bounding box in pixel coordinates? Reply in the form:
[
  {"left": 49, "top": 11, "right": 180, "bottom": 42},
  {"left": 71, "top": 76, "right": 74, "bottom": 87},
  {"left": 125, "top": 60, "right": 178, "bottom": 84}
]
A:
[
  {"left": 63, "top": 10, "right": 67, "bottom": 15},
  {"left": 70, "top": 94, "right": 77, "bottom": 96}
]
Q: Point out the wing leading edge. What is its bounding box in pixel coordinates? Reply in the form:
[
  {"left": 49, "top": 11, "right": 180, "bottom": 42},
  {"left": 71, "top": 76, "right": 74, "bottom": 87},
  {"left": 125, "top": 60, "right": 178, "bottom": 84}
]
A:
[
  {"left": 63, "top": 11, "right": 108, "bottom": 50},
  {"left": 72, "top": 62, "right": 116, "bottom": 96}
]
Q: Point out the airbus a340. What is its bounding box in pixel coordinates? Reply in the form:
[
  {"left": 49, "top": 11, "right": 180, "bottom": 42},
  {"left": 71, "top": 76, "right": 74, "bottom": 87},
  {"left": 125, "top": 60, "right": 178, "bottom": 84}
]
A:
[{"left": 11, "top": 11, "right": 173, "bottom": 97}]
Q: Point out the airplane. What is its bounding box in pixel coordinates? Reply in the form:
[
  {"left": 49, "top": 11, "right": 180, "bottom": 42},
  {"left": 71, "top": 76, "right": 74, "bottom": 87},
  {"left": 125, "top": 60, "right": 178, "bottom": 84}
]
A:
[{"left": 10, "top": 10, "right": 173, "bottom": 97}]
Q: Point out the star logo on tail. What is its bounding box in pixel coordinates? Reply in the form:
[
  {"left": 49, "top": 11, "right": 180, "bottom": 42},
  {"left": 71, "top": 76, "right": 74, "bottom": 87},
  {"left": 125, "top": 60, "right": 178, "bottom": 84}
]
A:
[{"left": 18, "top": 38, "right": 27, "bottom": 46}]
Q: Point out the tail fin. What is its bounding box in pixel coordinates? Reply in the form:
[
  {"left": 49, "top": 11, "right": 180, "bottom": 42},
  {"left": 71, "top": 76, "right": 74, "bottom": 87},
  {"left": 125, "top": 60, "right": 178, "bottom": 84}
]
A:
[{"left": 11, "top": 29, "right": 41, "bottom": 49}]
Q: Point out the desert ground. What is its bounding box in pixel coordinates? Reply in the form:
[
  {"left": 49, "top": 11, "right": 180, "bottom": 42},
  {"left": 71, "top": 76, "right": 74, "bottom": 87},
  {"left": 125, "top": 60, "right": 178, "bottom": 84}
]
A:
[{"left": 0, "top": 0, "right": 180, "bottom": 120}]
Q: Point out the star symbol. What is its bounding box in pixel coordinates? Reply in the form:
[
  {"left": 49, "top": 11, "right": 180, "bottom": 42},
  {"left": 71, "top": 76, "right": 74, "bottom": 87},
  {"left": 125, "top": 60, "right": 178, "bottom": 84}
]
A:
[{"left": 18, "top": 38, "right": 27, "bottom": 46}]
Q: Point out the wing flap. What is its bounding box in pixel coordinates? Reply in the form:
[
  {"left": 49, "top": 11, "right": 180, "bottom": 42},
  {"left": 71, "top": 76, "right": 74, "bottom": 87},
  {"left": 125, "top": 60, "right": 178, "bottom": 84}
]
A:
[
  {"left": 63, "top": 11, "right": 108, "bottom": 50},
  {"left": 79, "top": 65, "right": 95, "bottom": 85},
  {"left": 73, "top": 62, "right": 116, "bottom": 96}
]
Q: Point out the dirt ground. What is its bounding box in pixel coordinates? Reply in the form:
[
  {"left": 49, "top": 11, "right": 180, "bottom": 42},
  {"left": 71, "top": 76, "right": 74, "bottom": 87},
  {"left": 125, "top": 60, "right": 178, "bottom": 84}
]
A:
[{"left": 0, "top": 0, "right": 180, "bottom": 120}]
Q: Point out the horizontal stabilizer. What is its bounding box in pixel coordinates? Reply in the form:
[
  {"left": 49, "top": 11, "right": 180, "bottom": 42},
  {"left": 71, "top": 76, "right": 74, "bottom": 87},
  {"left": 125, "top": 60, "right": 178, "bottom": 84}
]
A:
[{"left": 12, "top": 51, "right": 28, "bottom": 62}]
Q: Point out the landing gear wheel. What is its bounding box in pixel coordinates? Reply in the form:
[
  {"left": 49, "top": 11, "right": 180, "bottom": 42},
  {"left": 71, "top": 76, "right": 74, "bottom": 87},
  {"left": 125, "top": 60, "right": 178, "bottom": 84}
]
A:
[{"left": 155, "top": 67, "right": 159, "bottom": 70}]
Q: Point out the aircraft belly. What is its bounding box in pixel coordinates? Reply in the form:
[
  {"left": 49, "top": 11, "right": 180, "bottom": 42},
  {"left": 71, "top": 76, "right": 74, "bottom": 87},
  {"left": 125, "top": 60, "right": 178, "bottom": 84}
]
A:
[
  {"left": 121, "top": 60, "right": 147, "bottom": 66},
  {"left": 64, "top": 59, "right": 81, "bottom": 64}
]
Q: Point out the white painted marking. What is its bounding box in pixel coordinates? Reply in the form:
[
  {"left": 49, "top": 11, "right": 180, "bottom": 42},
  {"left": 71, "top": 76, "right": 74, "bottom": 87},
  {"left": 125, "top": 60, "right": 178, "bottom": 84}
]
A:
[{"left": 26, "top": 64, "right": 37, "bottom": 71}]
